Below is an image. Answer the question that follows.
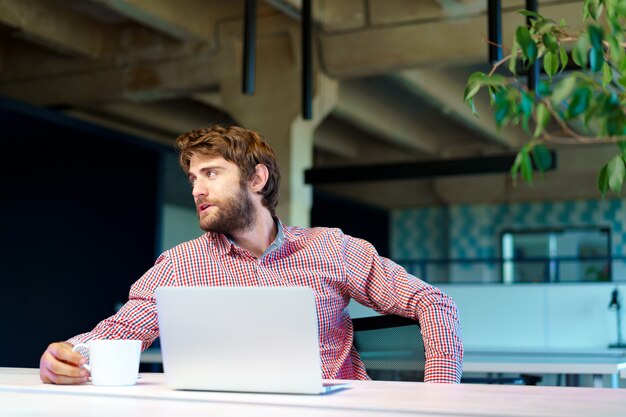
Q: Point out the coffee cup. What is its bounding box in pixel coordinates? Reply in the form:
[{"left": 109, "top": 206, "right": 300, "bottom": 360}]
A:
[{"left": 72, "top": 339, "right": 142, "bottom": 386}]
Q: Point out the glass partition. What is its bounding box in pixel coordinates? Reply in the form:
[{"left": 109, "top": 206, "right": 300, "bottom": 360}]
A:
[
  {"left": 396, "top": 226, "right": 617, "bottom": 284},
  {"left": 501, "top": 227, "right": 611, "bottom": 283}
]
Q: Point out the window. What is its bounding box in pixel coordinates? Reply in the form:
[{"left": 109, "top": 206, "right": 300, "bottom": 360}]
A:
[{"left": 501, "top": 227, "right": 611, "bottom": 283}]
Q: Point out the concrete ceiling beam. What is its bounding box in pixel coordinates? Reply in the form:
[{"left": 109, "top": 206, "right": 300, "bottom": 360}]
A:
[
  {"left": 92, "top": 0, "right": 243, "bottom": 41},
  {"left": 84, "top": 101, "right": 219, "bottom": 136},
  {"left": 393, "top": 68, "right": 527, "bottom": 150},
  {"left": 0, "top": 52, "right": 221, "bottom": 105},
  {"left": 313, "top": 118, "right": 361, "bottom": 159},
  {"left": 319, "top": 1, "right": 584, "bottom": 78},
  {"left": 63, "top": 109, "right": 174, "bottom": 147},
  {"left": 334, "top": 81, "right": 443, "bottom": 155},
  {"left": 0, "top": 0, "right": 107, "bottom": 58},
  {"left": 264, "top": 0, "right": 366, "bottom": 31}
]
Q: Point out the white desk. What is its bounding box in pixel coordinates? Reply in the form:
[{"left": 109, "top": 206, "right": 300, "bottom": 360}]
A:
[
  {"left": 359, "top": 348, "right": 626, "bottom": 388},
  {"left": 463, "top": 353, "right": 626, "bottom": 388},
  {"left": 1, "top": 368, "right": 625, "bottom": 417}
]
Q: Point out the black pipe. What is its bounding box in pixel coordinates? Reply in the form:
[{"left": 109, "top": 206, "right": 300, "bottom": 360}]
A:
[
  {"left": 526, "top": 0, "right": 539, "bottom": 92},
  {"left": 242, "top": 0, "right": 257, "bottom": 95},
  {"left": 488, "top": 0, "right": 502, "bottom": 63},
  {"left": 302, "top": 0, "right": 312, "bottom": 119},
  {"left": 304, "top": 152, "right": 557, "bottom": 184}
]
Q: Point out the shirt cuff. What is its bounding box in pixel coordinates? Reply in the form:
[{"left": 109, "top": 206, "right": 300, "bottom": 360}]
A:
[{"left": 424, "top": 357, "right": 462, "bottom": 383}]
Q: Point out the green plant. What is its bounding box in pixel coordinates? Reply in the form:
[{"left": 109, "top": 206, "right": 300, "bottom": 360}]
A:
[{"left": 464, "top": 0, "right": 626, "bottom": 196}]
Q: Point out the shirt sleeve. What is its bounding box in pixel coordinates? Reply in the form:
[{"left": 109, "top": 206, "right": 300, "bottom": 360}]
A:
[
  {"left": 339, "top": 231, "right": 463, "bottom": 383},
  {"left": 67, "top": 252, "right": 177, "bottom": 351}
]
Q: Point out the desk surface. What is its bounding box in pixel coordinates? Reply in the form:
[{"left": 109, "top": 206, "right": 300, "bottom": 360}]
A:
[
  {"left": 465, "top": 347, "right": 626, "bottom": 358},
  {"left": 1, "top": 368, "right": 625, "bottom": 417},
  {"left": 463, "top": 353, "right": 626, "bottom": 375},
  {"left": 359, "top": 350, "right": 626, "bottom": 376}
]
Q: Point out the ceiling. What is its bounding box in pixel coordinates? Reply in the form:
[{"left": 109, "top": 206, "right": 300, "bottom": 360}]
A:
[{"left": 0, "top": 0, "right": 613, "bottom": 210}]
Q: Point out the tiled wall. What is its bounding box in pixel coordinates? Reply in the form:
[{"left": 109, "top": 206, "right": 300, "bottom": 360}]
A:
[
  {"left": 391, "top": 198, "right": 626, "bottom": 282},
  {"left": 392, "top": 206, "right": 448, "bottom": 259}
]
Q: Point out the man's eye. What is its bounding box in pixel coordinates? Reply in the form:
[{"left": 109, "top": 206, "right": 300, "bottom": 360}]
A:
[{"left": 207, "top": 171, "right": 217, "bottom": 178}]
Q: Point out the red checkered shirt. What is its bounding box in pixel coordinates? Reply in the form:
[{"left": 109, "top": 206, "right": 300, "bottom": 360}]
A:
[{"left": 69, "top": 224, "right": 463, "bottom": 383}]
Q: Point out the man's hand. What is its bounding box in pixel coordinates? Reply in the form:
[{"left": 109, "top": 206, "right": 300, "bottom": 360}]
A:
[{"left": 39, "top": 342, "right": 89, "bottom": 384}]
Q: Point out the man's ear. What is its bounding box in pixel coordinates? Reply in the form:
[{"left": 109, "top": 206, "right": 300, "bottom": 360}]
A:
[{"left": 249, "top": 164, "right": 269, "bottom": 192}]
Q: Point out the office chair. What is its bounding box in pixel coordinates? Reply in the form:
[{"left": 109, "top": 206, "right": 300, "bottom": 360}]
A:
[
  {"left": 352, "top": 314, "right": 542, "bottom": 385},
  {"left": 352, "top": 314, "right": 425, "bottom": 382}
]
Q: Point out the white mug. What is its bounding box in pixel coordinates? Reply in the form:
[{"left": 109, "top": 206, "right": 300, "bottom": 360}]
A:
[{"left": 72, "top": 339, "right": 142, "bottom": 386}]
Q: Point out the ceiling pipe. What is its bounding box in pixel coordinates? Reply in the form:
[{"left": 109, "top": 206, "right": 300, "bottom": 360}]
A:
[
  {"left": 304, "top": 152, "right": 557, "bottom": 184},
  {"left": 242, "top": 0, "right": 257, "bottom": 95},
  {"left": 487, "top": 0, "right": 502, "bottom": 63},
  {"left": 302, "top": 0, "right": 313, "bottom": 119}
]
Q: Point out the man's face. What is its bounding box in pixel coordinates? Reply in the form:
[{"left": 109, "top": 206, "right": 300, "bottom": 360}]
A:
[{"left": 188, "top": 155, "right": 255, "bottom": 234}]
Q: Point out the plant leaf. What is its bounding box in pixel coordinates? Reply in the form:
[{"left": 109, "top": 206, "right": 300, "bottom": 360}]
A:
[
  {"left": 607, "top": 35, "right": 624, "bottom": 66},
  {"left": 616, "top": 1, "right": 626, "bottom": 16},
  {"left": 598, "top": 164, "right": 609, "bottom": 197},
  {"left": 567, "top": 87, "right": 592, "bottom": 118},
  {"left": 589, "top": 46, "right": 604, "bottom": 72},
  {"left": 495, "top": 102, "right": 510, "bottom": 127},
  {"left": 607, "top": 155, "right": 626, "bottom": 193},
  {"left": 516, "top": 26, "right": 531, "bottom": 51},
  {"left": 531, "top": 144, "right": 553, "bottom": 173},
  {"left": 572, "top": 34, "right": 591, "bottom": 67},
  {"left": 602, "top": 62, "right": 613, "bottom": 86},
  {"left": 584, "top": 0, "right": 602, "bottom": 21},
  {"left": 620, "top": 56, "right": 626, "bottom": 73},
  {"left": 542, "top": 33, "right": 559, "bottom": 53},
  {"left": 536, "top": 19, "right": 558, "bottom": 35},
  {"left": 543, "top": 51, "right": 559, "bottom": 78},
  {"left": 481, "top": 74, "right": 508, "bottom": 87},
  {"left": 467, "top": 97, "right": 478, "bottom": 117},
  {"left": 551, "top": 76, "right": 577, "bottom": 106},
  {"left": 516, "top": 26, "right": 536, "bottom": 62},
  {"left": 467, "top": 71, "right": 486, "bottom": 84},
  {"left": 511, "top": 146, "right": 534, "bottom": 185},
  {"left": 534, "top": 103, "right": 550, "bottom": 137},
  {"left": 520, "top": 148, "right": 534, "bottom": 184},
  {"left": 520, "top": 91, "right": 534, "bottom": 133},
  {"left": 558, "top": 47, "right": 569, "bottom": 73},
  {"left": 463, "top": 83, "right": 481, "bottom": 102},
  {"left": 588, "top": 25, "right": 604, "bottom": 49},
  {"left": 518, "top": 10, "right": 541, "bottom": 19},
  {"left": 511, "top": 152, "right": 522, "bottom": 185}
]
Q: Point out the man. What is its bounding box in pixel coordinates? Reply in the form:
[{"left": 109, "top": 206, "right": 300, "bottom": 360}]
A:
[{"left": 40, "top": 125, "right": 463, "bottom": 384}]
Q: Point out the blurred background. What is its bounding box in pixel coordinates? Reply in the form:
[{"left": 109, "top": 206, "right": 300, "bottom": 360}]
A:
[{"left": 0, "top": 0, "right": 624, "bottom": 386}]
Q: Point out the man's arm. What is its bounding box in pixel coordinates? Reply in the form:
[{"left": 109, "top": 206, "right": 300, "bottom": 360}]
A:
[
  {"left": 340, "top": 231, "right": 463, "bottom": 383},
  {"left": 40, "top": 253, "right": 176, "bottom": 384}
]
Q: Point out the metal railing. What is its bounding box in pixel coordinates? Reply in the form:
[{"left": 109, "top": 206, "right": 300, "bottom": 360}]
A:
[{"left": 395, "top": 256, "right": 626, "bottom": 284}]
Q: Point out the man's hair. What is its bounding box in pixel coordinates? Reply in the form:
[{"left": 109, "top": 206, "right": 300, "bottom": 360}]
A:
[{"left": 175, "top": 124, "right": 281, "bottom": 217}]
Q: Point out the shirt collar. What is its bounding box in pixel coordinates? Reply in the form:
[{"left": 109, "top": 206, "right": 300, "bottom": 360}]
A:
[
  {"left": 214, "top": 219, "right": 285, "bottom": 259},
  {"left": 261, "top": 220, "right": 284, "bottom": 259}
]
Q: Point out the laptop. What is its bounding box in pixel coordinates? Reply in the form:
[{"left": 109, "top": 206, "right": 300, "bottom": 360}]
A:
[{"left": 155, "top": 286, "right": 349, "bottom": 395}]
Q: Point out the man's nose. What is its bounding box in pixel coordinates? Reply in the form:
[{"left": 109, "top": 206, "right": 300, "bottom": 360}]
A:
[{"left": 192, "top": 181, "right": 207, "bottom": 200}]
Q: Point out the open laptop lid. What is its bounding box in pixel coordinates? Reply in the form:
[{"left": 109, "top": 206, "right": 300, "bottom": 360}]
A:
[{"left": 155, "top": 286, "right": 347, "bottom": 395}]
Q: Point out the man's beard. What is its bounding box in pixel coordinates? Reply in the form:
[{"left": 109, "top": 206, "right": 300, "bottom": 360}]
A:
[{"left": 198, "top": 184, "right": 256, "bottom": 234}]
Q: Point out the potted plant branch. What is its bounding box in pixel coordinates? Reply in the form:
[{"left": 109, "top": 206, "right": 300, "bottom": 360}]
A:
[{"left": 464, "top": 0, "right": 626, "bottom": 196}]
